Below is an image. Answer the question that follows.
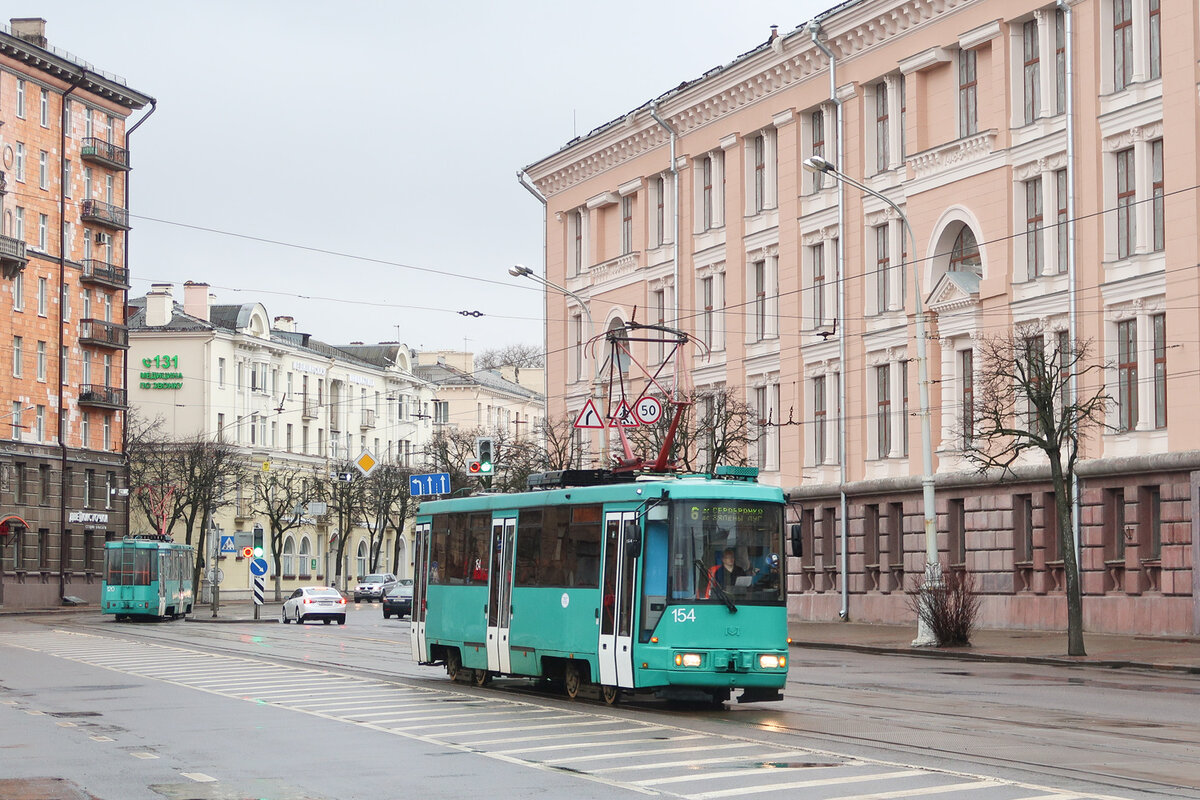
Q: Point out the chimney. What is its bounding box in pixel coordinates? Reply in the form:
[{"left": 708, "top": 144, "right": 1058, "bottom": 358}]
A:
[
  {"left": 182, "top": 281, "right": 211, "bottom": 322},
  {"left": 145, "top": 284, "right": 173, "bottom": 327},
  {"left": 10, "top": 18, "right": 47, "bottom": 48},
  {"left": 273, "top": 315, "right": 295, "bottom": 332}
]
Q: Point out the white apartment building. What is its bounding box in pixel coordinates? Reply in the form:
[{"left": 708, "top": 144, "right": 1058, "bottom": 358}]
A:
[{"left": 127, "top": 281, "right": 437, "bottom": 597}]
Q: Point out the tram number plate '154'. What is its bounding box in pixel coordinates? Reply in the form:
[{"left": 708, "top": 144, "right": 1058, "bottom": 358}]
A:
[{"left": 671, "top": 607, "right": 696, "bottom": 623}]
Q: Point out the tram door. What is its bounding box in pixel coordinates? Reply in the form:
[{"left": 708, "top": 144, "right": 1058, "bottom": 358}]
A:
[
  {"left": 598, "top": 510, "right": 639, "bottom": 688},
  {"left": 486, "top": 517, "right": 516, "bottom": 675},
  {"left": 411, "top": 523, "right": 431, "bottom": 663}
]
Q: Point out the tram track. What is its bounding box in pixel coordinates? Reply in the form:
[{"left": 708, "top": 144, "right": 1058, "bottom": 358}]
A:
[{"left": 36, "top": 615, "right": 1200, "bottom": 799}]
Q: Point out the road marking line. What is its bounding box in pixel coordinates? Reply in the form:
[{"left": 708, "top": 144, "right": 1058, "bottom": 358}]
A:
[
  {"left": 818, "top": 780, "right": 1001, "bottom": 800},
  {"left": 89, "top": 735, "right": 114, "bottom": 742},
  {"left": 130, "top": 752, "right": 160, "bottom": 760},
  {"left": 683, "top": 769, "right": 928, "bottom": 800},
  {"left": 594, "top": 751, "right": 806, "bottom": 773},
  {"left": 547, "top": 741, "right": 759, "bottom": 765},
  {"left": 495, "top": 733, "right": 704, "bottom": 756},
  {"left": 475, "top": 726, "right": 644, "bottom": 747},
  {"left": 635, "top": 763, "right": 846, "bottom": 785},
  {"left": 431, "top": 718, "right": 613, "bottom": 737},
  {"left": 181, "top": 773, "right": 217, "bottom": 782},
  {"left": 56, "top": 721, "right": 78, "bottom": 727}
]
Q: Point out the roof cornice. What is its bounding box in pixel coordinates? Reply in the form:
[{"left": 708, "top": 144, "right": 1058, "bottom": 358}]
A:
[{"left": 0, "top": 29, "right": 154, "bottom": 109}]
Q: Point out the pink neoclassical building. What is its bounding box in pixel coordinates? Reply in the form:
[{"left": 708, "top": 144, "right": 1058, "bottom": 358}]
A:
[{"left": 522, "top": 0, "right": 1198, "bottom": 637}]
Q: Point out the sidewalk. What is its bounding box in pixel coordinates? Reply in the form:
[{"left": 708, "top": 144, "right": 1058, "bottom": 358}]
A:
[{"left": 790, "top": 620, "right": 1200, "bottom": 674}]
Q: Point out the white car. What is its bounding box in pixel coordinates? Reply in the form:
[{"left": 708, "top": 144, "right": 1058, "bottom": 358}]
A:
[
  {"left": 354, "top": 573, "right": 397, "bottom": 602},
  {"left": 281, "top": 586, "right": 347, "bottom": 625}
]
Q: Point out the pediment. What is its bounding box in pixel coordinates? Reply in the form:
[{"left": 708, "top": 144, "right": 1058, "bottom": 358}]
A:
[{"left": 926, "top": 270, "right": 980, "bottom": 313}]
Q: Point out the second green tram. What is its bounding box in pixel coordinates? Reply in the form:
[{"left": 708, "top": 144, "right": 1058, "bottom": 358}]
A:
[
  {"left": 102, "top": 535, "right": 195, "bottom": 621},
  {"left": 412, "top": 470, "right": 788, "bottom": 704}
]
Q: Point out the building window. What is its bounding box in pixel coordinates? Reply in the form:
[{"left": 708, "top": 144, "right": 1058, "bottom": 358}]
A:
[
  {"left": 16, "top": 79, "right": 26, "bottom": 118},
  {"left": 12, "top": 336, "right": 23, "bottom": 378},
  {"left": 1015, "top": 494, "right": 1034, "bottom": 563},
  {"left": 652, "top": 289, "right": 666, "bottom": 363},
  {"left": 1153, "top": 313, "right": 1166, "bottom": 428},
  {"left": 753, "top": 260, "right": 767, "bottom": 341},
  {"left": 102, "top": 416, "right": 111, "bottom": 450},
  {"left": 876, "top": 364, "right": 891, "bottom": 458},
  {"left": 1139, "top": 485, "right": 1162, "bottom": 559},
  {"left": 875, "top": 81, "right": 889, "bottom": 172},
  {"left": 863, "top": 505, "right": 880, "bottom": 569},
  {"left": 810, "top": 243, "right": 825, "bottom": 328},
  {"left": 38, "top": 151, "right": 49, "bottom": 190},
  {"left": 813, "top": 375, "right": 827, "bottom": 464},
  {"left": 900, "top": 359, "right": 909, "bottom": 457},
  {"left": 36, "top": 341, "right": 46, "bottom": 382},
  {"left": 571, "top": 312, "right": 584, "bottom": 383},
  {"left": 1148, "top": 0, "right": 1161, "bottom": 80},
  {"left": 11, "top": 402, "right": 22, "bottom": 440},
  {"left": 1023, "top": 20, "right": 1040, "bottom": 125},
  {"left": 14, "top": 207, "right": 24, "bottom": 242},
  {"left": 569, "top": 209, "right": 585, "bottom": 275},
  {"left": 700, "top": 276, "right": 714, "bottom": 349},
  {"left": 948, "top": 499, "right": 967, "bottom": 566},
  {"left": 620, "top": 195, "right": 633, "bottom": 255},
  {"left": 38, "top": 214, "right": 48, "bottom": 251},
  {"left": 39, "top": 88, "right": 49, "bottom": 126},
  {"left": 701, "top": 155, "right": 714, "bottom": 230},
  {"left": 13, "top": 272, "right": 23, "bottom": 311},
  {"left": 36, "top": 406, "right": 45, "bottom": 442},
  {"left": 875, "top": 225, "right": 890, "bottom": 314},
  {"left": 1025, "top": 177, "right": 1043, "bottom": 280},
  {"left": 81, "top": 412, "right": 91, "bottom": 447},
  {"left": 1104, "top": 488, "right": 1126, "bottom": 562},
  {"left": 748, "top": 130, "right": 775, "bottom": 213},
  {"left": 15, "top": 143, "right": 25, "bottom": 183},
  {"left": 949, "top": 227, "right": 982, "bottom": 274},
  {"left": 1054, "top": 10, "right": 1067, "bottom": 112},
  {"left": 961, "top": 349, "right": 974, "bottom": 446},
  {"left": 1151, "top": 139, "right": 1164, "bottom": 252},
  {"left": 1055, "top": 169, "right": 1069, "bottom": 273},
  {"left": 810, "top": 108, "right": 825, "bottom": 192},
  {"left": 959, "top": 48, "right": 978, "bottom": 137},
  {"left": 37, "top": 277, "right": 48, "bottom": 316},
  {"left": 1113, "top": 0, "right": 1134, "bottom": 90},
  {"left": 1117, "top": 318, "right": 1138, "bottom": 432},
  {"left": 84, "top": 469, "right": 94, "bottom": 508},
  {"left": 654, "top": 175, "right": 666, "bottom": 247},
  {"left": 1115, "top": 148, "right": 1136, "bottom": 259},
  {"left": 753, "top": 134, "right": 767, "bottom": 211}
]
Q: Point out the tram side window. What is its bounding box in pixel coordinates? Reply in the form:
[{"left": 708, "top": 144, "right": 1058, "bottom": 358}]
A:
[
  {"left": 515, "top": 509, "right": 544, "bottom": 586},
  {"left": 466, "top": 513, "right": 490, "bottom": 584},
  {"left": 428, "top": 515, "right": 451, "bottom": 584},
  {"left": 570, "top": 505, "right": 602, "bottom": 588}
]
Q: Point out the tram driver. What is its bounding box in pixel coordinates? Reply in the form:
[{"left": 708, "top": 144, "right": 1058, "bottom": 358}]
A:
[{"left": 708, "top": 548, "right": 749, "bottom": 593}]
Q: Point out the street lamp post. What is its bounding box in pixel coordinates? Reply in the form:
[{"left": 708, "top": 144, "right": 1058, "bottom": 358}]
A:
[
  {"left": 802, "top": 156, "right": 941, "bottom": 646},
  {"left": 508, "top": 265, "right": 607, "bottom": 463}
]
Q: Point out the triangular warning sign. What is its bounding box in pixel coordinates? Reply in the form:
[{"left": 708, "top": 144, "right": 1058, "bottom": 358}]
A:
[
  {"left": 612, "top": 400, "right": 640, "bottom": 427},
  {"left": 573, "top": 399, "right": 605, "bottom": 429}
]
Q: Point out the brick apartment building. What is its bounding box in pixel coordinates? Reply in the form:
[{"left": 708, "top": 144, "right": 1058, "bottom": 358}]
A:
[
  {"left": 0, "top": 19, "right": 154, "bottom": 608},
  {"left": 522, "top": 0, "right": 1199, "bottom": 636}
]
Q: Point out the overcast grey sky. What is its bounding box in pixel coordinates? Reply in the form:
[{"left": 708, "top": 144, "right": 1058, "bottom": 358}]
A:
[{"left": 30, "top": 0, "right": 829, "bottom": 356}]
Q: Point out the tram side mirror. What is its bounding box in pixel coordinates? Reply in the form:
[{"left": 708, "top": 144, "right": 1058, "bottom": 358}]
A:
[
  {"left": 789, "top": 524, "right": 803, "bottom": 558},
  {"left": 623, "top": 523, "right": 642, "bottom": 558}
]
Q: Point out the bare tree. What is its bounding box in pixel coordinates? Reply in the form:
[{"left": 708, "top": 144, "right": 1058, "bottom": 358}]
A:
[
  {"left": 624, "top": 387, "right": 758, "bottom": 472},
  {"left": 962, "top": 327, "right": 1110, "bottom": 657},
  {"left": 127, "top": 412, "right": 185, "bottom": 537},
  {"left": 356, "top": 463, "right": 416, "bottom": 574},
  {"left": 537, "top": 413, "right": 577, "bottom": 471},
  {"left": 475, "top": 344, "right": 544, "bottom": 371},
  {"left": 321, "top": 462, "right": 367, "bottom": 590},
  {"left": 252, "top": 464, "right": 318, "bottom": 601},
  {"left": 423, "top": 425, "right": 548, "bottom": 494}
]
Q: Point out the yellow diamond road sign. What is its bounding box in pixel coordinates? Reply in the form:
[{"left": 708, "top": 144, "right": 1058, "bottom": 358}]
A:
[{"left": 355, "top": 450, "right": 377, "bottom": 477}]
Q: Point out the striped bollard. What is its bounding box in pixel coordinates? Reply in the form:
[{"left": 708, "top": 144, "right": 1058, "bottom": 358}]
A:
[{"left": 253, "top": 574, "right": 264, "bottom": 621}]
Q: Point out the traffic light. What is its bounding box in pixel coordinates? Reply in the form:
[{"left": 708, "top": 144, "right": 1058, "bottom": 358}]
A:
[
  {"left": 475, "top": 437, "right": 495, "bottom": 475},
  {"left": 252, "top": 525, "right": 264, "bottom": 558},
  {"left": 241, "top": 546, "right": 254, "bottom": 559}
]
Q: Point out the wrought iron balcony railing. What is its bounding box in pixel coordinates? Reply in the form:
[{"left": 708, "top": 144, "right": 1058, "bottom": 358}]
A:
[
  {"left": 78, "top": 384, "right": 126, "bottom": 408},
  {"left": 80, "top": 198, "right": 130, "bottom": 230},
  {"left": 80, "top": 137, "right": 131, "bottom": 171},
  {"left": 79, "top": 318, "right": 128, "bottom": 349},
  {"left": 80, "top": 258, "right": 129, "bottom": 289},
  {"left": 361, "top": 408, "right": 376, "bottom": 429},
  {"left": 0, "top": 233, "right": 27, "bottom": 279}
]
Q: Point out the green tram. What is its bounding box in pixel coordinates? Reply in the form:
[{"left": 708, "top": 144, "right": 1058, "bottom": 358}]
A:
[
  {"left": 412, "top": 468, "right": 789, "bottom": 704},
  {"left": 102, "top": 535, "right": 196, "bottom": 621}
]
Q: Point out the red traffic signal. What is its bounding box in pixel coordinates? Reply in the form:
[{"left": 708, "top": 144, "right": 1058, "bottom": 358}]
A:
[
  {"left": 468, "top": 461, "right": 482, "bottom": 474},
  {"left": 241, "top": 546, "right": 254, "bottom": 558}
]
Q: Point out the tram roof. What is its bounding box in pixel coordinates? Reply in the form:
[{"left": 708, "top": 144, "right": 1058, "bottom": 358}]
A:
[{"left": 417, "top": 475, "right": 784, "bottom": 516}]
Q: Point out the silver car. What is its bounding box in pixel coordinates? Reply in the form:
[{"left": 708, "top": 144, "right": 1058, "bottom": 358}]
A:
[
  {"left": 281, "top": 586, "right": 347, "bottom": 625},
  {"left": 353, "top": 573, "right": 397, "bottom": 602}
]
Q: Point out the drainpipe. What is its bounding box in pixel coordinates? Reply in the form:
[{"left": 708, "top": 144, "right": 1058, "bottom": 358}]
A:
[
  {"left": 1056, "top": 0, "right": 1080, "bottom": 563},
  {"left": 58, "top": 71, "right": 86, "bottom": 604},
  {"left": 516, "top": 170, "right": 549, "bottom": 432},
  {"left": 649, "top": 103, "right": 681, "bottom": 391},
  {"left": 121, "top": 99, "right": 157, "bottom": 548},
  {"left": 809, "top": 20, "right": 850, "bottom": 621}
]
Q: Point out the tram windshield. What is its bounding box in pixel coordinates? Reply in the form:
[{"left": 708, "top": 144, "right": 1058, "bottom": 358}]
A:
[{"left": 663, "top": 500, "right": 784, "bottom": 605}]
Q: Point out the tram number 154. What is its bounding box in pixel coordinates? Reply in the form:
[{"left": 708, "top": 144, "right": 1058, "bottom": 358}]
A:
[{"left": 671, "top": 607, "right": 696, "bottom": 623}]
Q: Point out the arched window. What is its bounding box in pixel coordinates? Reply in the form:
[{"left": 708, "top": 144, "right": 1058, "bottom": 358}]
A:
[
  {"left": 299, "top": 537, "right": 311, "bottom": 578},
  {"left": 356, "top": 540, "right": 368, "bottom": 581},
  {"left": 606, "top": 318, "right": 630, "bottom": 375},
  {"left": 949, "top": 227, "right": 982, "bottom": 274},
  {"left": 282, "top": 536, "right": 295, "bottom": 576}
]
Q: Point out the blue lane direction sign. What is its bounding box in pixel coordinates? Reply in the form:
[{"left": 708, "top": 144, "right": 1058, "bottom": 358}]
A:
[
  {"left": 410, "top": 472, "right": 451, "bottom": 497},
  {"left": 219, "top": 535, "right": 236, "bottom": 554},
  {"left": 249, "top": 557, "right": 269, "bottom": 577}
]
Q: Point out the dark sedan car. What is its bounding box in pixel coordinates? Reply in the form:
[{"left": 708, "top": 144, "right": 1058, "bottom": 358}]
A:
[{"left": 382, "top": 579, "right": 413, "bottom": 619}]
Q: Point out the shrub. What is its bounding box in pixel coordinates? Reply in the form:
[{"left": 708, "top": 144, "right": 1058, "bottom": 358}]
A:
[{"left": 906, "top": 568, "right": 981, "bottom": 647}]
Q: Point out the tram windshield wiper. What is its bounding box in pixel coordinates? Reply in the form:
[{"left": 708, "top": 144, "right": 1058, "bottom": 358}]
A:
[{"left": 694, "top": 559, "right": 738, "bottom": 613}]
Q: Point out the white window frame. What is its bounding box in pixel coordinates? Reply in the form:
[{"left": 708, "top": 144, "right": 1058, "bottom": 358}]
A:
[{"left": 745, "top": 128, "right": 777, "bottom": 214}]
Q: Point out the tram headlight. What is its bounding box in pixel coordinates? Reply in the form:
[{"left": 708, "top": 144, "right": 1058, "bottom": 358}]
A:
[
  {"left": 674, "top": 652, "right": 703, "bottom": 668},
  {"left": 758, "top": 654, "right": 786, "bottom": 669}
]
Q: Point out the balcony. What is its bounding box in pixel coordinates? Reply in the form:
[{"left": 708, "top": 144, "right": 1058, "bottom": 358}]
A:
[
  {"left": 78, "top": 384, "right": 126, "bottom": 409},
  {"left": 302, "top": 396, "right": 318, "bottom": 420},
  {"left": 0, "top": 233, "right": 27, "bottom": 279},
  {"left": 79, "top": 318, "right": 128, "bottom": 349},
  {"left": 80, "top": 199, "right": 130, "bottom": 231},
  {"left": 80, "top": 137, "right": 131, "bottom": 171},
  {"left": 234, "top": 498, "right": 254, "bottom": 520},
  {"left": 80, "top": 258, "right": 129, "bottom": 289},
  {"left": 361, "top": 408, "right": 376, "bottom": 429}
]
